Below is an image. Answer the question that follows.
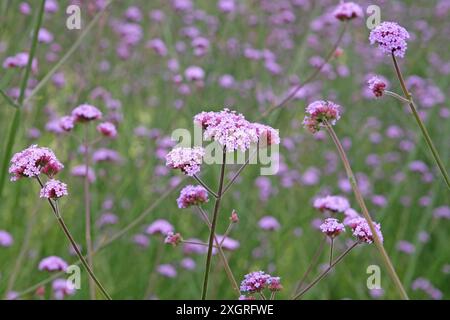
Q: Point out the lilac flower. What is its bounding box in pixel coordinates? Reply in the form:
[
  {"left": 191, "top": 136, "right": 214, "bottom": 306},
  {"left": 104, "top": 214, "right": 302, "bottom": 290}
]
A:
[
  {"left": 38, "top": 28, "right": 54, "bottom": 44},
  {"left": 38, "top": 256, "right": 68, "bottom": 272},
  {"left": 97, "top": 122, "right": 117, "bottom": 138},
  {"left": 258, "top": 216, "right": 281, "bottom": 231},
  {"left": 194, "top": 109, "right": 259, "bottom": 152},
  {"left": 351, "top": 218, "right": 383, "bottom": 244},
  {"left": 146, "top": 38, "right": 168, "bottom": 56},
  {"left": 71, "top": 165, "right": 96, "bottom": 183},
  {"left": 240, "top": 271, "right": 282, "bottom": 294},
  {"left": 412, "top": 278, "right": 443, "bottom": 300},
  {"left": 124, "top": 6, "right": 142, "bottom": 22},
  {"left": 157, "top": 264, "right": 177, "bottom": 278},
  {"left": 52, "top": 278, "right": 76, "bottom": 300},
  {"left": 2, "top": 52, "right": 38, "bottom": 72},
  {"left": 185, "top": 65, "right": 205, "bottom": 81},
  {"left": 0, "top": 230, "right": 14, "bottom": 247},
  {"left": 253, "top": 123, "right": 281, "bottom": 146},
  {"left": 71, "top": 104, "right": 102, "bottom": 122},
  {"left": 180, "top": 257, "right": 196, "bottom": 270},
  {"left": 44, "top": 0, "right": 58, "bottom": 13},
  {"left": 369, "top": 22, "right": 410, "bottom": 58},
  {"left": 313, "top": 195, "right": 350, "bottom": 213},
  {"left": 59, "top": 116, "right": 75, "bottom": 132},
  {"left": 216, "top": 235, "right": 240, "bottom": 251},
  {"left": 333, "top": 1, "right": 363, "bottom": 21},
  {"left": 146, "top": 219, "right": 174, "bottom": 236},
  {"left": 9, "top": 145, "right": 64, "bottom": 181},
  {"left": 433, "top": 206, "right": 450, "bottom": 219},
  {"left": 368, "top": 76, "right": 387, "bottom": 97},
  {"left": 92, "top": 148, "right": 122, "bottom": 163},
  {"left": 177, "top": 185, "right": 209, "bottom": 208},
  {"left": 218, "top": 0, "right": 236, "bottom": 13},
  {"left": 164, "top": 232, "right": 183, "bottom": 246},
  {"left": 166, "top": 147, "right": 205, "bottom": 176},
  {"left": 303, "top": 100, "right": 341, "bottom": 133},
  {"left": 133, "top": 234, "right": 150, "bottom": 248},
  {"left": 343, "top": 208, "right": 361, "bottom": 226},
  {"left": 96, "top": 213, "right": 119, "bottom": 228},
  {"left": 320, "top": 218, "right": 345, "bottom": 238},
  {"left": 19, "top": 2, "right": 31, "bottom": 15},
  {"left": 40, "top": 179, "right": 68, "bottom": 199},
  {"left": 396, "top": 240, "right": 415, "bottom": 254}
]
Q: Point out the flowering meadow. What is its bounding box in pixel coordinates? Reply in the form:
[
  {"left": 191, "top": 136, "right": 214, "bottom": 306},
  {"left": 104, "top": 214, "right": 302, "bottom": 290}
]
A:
[{"left": 0, "top": 0, "right": 449, "bottom": 301}]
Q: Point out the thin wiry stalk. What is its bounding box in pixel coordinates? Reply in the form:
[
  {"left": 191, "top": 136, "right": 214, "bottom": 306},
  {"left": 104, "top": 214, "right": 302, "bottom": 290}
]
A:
[
  {"left": 292, "top": 242, "right": 359, "bottom": 300},
  {"left": 325, "top": 121, "right": 409, "bottom": 300},
  {"left": 260, "top": 22, "right": 348, "bottom": 119},
  {"left": 35, "top": 177, "right": 112, "bottom": 300},
  {"left": 193, "top": 174, "right": 218, "bottom": 198},
  {"left": 201, "top": 151, "right": 227, "bottom": 300},
  {"left": 83, "top": 126, "right": 96, "bottom": 299},
  {"left": 391, "top": 54, "right": 450, "bottom": 189},
  {"left": 0, "top": 0, "right": 45, "bottom": 200}
]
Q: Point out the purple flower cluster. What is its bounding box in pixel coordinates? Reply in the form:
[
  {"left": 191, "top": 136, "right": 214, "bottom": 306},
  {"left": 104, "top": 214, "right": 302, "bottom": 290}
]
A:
[
  {"left": 303, "top": 100, "right": 341, "bottom": 133},
  {"left": 9, "top": 145, "right": 63, "bottom": 181},
  {"left": 166, "top": 147, "right": 205, "bottom": 176},
  {"left": 320, "top": 218, "right": 345, "bottom": 237},
  {"left": 369, "top": 22, "right": 410, "bottom": 58},
  {"left": 350, "top": 217, "right": 384, "bottom": 244},
  {"left": 177, "top": 185, "right": 209, "bottom": 208},
  {"left": 239, "top": 271, "right": 282, "bottom": 295},
  {"left": 38, "top": 256, "right": 68, "bottom": 272},
  {"left": 367, "top": 76, "right": 387, "bottom": 97},
  {"left": 313, "top": 195, "right": 350, "bottom": 213},
  {"left": 40, "top": 179, "right": 68, "bottom": 199},
  {"left": 333, "top": 1, "right": 363, "bottom": 21}
]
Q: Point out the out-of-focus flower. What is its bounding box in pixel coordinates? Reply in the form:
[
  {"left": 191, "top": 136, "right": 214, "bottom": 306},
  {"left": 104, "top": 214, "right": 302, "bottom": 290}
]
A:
[
  {"left": 146, "top": 219, "right": 174, "bottom": 236},
  {"left": 164, "top": 232, "right": 183, "bottom": 246},
  {"left": 52, "top": 278, "right": 76, "bottom": 300},
  {"left": 258, "top": 216, "right": 281, "bottom": 231},
  {"left": 97, "top": 122, "right": 117, "bottom": 138},
  {"left": 156, "top": 264, "right": 177, "bottom": 278},
  {"left": 368, "top": 76, "right": 387, "bottom": 97},
  {"left": 71, "top": 104, "right": 102, "bottom": 122},
  {"left": 2, "top": 52, "right": 38, "bottom": 73},
  {"left": 38, "top": 256, "right": 68, "bottom": 272},
  {"left": 185, "top": 65, "right": 205, "bottom": 81},
  {"left": 313, "top": 195, "right": 350, "bottom": 213},
  {"left": 369, "top": 21, "right": 410, "bottom": 58},
  {"left": 0, "top": 230, "right": 14, "bottom": 247},
  {"left": 333, "top": 1, "right": 363, "bottom": 21},
  {"left": 71, "top": 165, "right": 96, "bottom": 183}
]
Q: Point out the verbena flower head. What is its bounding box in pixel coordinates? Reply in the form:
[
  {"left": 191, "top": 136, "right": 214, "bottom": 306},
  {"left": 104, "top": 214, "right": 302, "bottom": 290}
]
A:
[
  {"left": 166, "top": 147, "right": 205, "bottom": 176},
  {"left": 157, "top": 264, "right": 177, "bottom": 278},
  {"left": 2, "top": 52, "right": 38, "bottom": 72},
  {"left": 146, "top": 219, "right": 174, "bottom": 235},
  {"left": 97, "top": 122, "right": 117, "bottom": 138},
  {"left": 240, "top": 271, "right": 282, "bottom": 294},
  {"left": 313, "top": 195, "right": 350, "bottom": 213},
  {"left": 367, "top": 76, "right": 388, "bottom": 97},
  {"left": 333, "top": 1, "right": 363, "bottom": 21},
  {"left": 320, "top": 218, "right": 345, "bottom": 237},
  {"left": 40, "top": 179, "right": 68, "bottom": 199},
  {"left": 0, "top": 230, "right": 13, "bottom": 247},
  {"left": 164, "top": 232, "right": 183, "bottom": 246},
  {"left": 194, "top": 109, "right": 259, "bottom": 152},
  {"left": 351, "top": 217, "right": 383, "bottom": 244},
  {"left": 258, "top": 216, "right": 281, "bottom": 231},
  {"left": 52, "top": 278, "right": 76, "bottom": 300},
  {"left": 303, "top": 100, "right": 341, "bottom": 134},
  {"left": 71, "top": 165, "right": 96, "bottom": 183},
  {"left": 253, "top": 123, "right": 281, "bottom": 147},
  {"left": 369, "top": 22, "right": 410, "bottom": 58},
  {"left": 9, "top": 145, "right": 64, "bottom": 181},
  {"left": 38, "top": 256, "right": 68, "bottom": 272},
  {"left": 177, "top": 185, "right": 209, "bottom": 208},
  {"left": 71, "top": 104, "right": 102, "bottom": 122},
  {"left": 59, "top": 116, "right": 75, "bottom": 132}
]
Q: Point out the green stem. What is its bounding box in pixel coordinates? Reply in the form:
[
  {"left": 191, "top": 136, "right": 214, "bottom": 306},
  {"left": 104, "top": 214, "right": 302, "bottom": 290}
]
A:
[
  {"left": 391, "top": 54, "right": 450, "bottom": 189},
  {"left": 201, "top": 151, "right": 227, "bottom": 300},
  {"left": 36, "top": 177, "right": 112, "bottom": 300},
  {"left": 325, "top": 122, "right": 409, "bottom": 300},
  {"left": 0, "top": 0, "right": 45, "bottom": 199},
  {"left": 292, "top": 242, "right": 359, "bottom": 300}
]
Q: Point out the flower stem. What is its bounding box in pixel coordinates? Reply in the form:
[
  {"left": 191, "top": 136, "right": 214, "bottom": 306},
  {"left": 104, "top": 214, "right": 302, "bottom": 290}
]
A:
[
  {"left": 391, "top": 54, "right": 450, "bottom": 189},
  {"left": 201, "top": 151, "right": 227, "bottom": 300},
  {"left": 384, "top": 90, "right": 410, "bottom": 104},
  {"left": 329, "top": 238, "right": 334, "bottom": 267},
  {"left": 292, "top": 242, "right": 359, "bottom": 300},
  {"left": 193, "top": 174, "right": 218, "bottom": 198},
  {"left": 83, "top": 126, "right": 96, "bottom": 299},
  {"left": 35, "top": 177, "right": 112, "bottom": 300},
  {"left": 325, "top": 122, "right": 409, "bottom": 300},
  {"left": 293, "top": 235, "right": 326, "bottom": 295},
  {"left": 0, "top": 0, "right": 45, "bottom": 200},
  {"left": 222, "top": 148, "right": 258, "bottom": 195}
]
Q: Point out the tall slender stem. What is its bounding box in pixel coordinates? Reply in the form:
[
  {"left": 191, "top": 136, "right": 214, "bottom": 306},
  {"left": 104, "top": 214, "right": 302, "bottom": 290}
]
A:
[
  {"left": 83, "top": 126, "right": 95, "bottom": 299},
  {"left": 329, "top": 238, "right": 334, "bottom": 267},
  {"left": 0, "top": 0, "right": 45, "bottom": 199},
  {"left": 35, "top": 177, "right": 112, "bottom": 300},
  {"left": 293, "top": 235, "right": 326, "bottom": 295},
  {"left": 201, "top": 151, "right": 227, "bottom": 300},
  {"left": 222, "top": 148, "right": 258, "bottom": 196},
  {"left": 292, "top": 242, "right": 359, "bottom": 300},
  {"left": 325, "top": 122, "right": 409, "bottom": 300},
  {"left": 193, "top": 174, "right": 218, "bottom": 198},
  {"left": 391, "top": 54, "right": 450, "bottom": 189}
]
